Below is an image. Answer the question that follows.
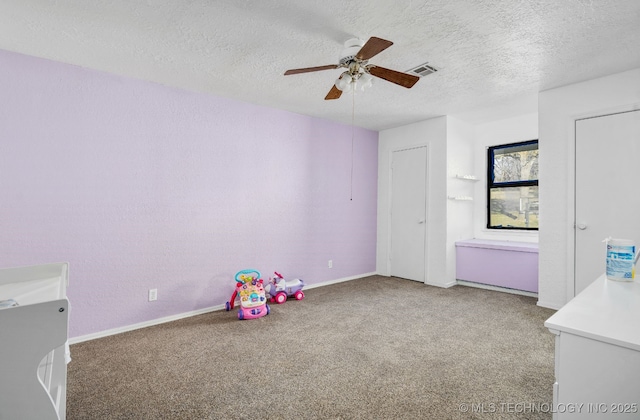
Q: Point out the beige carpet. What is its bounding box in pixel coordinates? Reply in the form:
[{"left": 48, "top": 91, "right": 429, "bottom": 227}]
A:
[{"left": 67, "top": 276, "right": 557, "bottom": 419}]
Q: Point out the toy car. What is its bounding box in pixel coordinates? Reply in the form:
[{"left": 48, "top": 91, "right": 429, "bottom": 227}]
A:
[{"left": 265, "top": 272, "right": 305, "bottom": 304}]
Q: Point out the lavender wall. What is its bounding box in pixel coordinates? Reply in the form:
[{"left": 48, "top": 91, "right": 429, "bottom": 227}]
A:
[{"left": 0, "top": 50, "right": 378, "bottom": 338}]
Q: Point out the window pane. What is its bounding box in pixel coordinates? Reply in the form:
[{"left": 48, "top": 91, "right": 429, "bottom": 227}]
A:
[
  {"left": 489, "top": 186, "right": 539, "bottom": 229},
  {"left": 493, "top": 143, "right": 538, "bottom": 183}
]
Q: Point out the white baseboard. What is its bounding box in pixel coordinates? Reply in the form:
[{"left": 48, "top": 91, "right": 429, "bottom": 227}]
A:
[
  {"left": 69, "top": 272, "right": 377, "bottom": 344},
  {"left": 376, "top": 273, "right": 457, "bottom": 289},
  {"left": 536, "top": 300, "right": 563, "bottom": 310},
  {"left": 304, "top": 272, "right": 377, "bottom": 290},
  {"left": 456, "top": 280, "right": 538, "bottom": 298},
  {"left": 69, "top": 304, "right": 226, "bottom": 344},
  {"left": 426, "top": 280, "right": 458, "bottom": 288}
]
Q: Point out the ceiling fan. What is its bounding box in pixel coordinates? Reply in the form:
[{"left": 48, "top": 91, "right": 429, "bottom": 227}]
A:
[{"left": 284, "top": 36, "right": 420, "bottom": 100}]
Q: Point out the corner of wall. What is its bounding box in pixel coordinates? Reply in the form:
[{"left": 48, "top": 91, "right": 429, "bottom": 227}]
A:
[{"left": 443, "top": 117, "right": 475, "bottom": 286}]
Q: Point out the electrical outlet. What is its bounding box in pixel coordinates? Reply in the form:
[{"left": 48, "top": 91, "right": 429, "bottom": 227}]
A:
[
  {"left": 328, "top": 260, "right": 333, "bottom": 269},
  {"left": 148, "top": 288, "right": 157, "bottom": 302}
]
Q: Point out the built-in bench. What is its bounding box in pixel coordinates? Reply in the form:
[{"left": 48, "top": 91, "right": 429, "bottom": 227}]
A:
[{"left": 455, "top": 239, "right": 539, "bottom": 294}]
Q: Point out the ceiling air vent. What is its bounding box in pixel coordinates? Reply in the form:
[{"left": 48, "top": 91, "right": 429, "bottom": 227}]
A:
[{"left": 407, "top": 62, "right": 438, "bottom": 77}]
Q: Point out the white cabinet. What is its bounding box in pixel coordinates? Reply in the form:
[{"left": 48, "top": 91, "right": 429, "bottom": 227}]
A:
[
  {"left": 0, "top": 263, "right": 70, "bottom": 420},
  {"left": 545, "top": 275, "right": 640, "bottom": 419}
]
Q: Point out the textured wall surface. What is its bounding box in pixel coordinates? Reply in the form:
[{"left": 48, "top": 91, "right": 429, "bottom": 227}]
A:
[
  {"left": 1, "top": 1, "right": 639, "bottom": 130},
  {"left": 0, "top": 49, "right": 378, "bottom": 338}
]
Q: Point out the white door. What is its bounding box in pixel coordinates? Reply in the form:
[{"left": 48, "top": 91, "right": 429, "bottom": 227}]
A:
[
  {"left": 575, "top": 110, "right": 640, "bottom": 294},
  {"left": 390, "top": 146, "right": 427, "bottom": 282}
]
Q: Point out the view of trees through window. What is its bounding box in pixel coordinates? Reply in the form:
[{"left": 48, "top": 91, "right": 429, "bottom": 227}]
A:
[{"left": 488, "top": 140, "right": 538, "bottom": 230}]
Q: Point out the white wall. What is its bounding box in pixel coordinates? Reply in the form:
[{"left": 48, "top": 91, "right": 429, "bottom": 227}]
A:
[
  {"left": 377, "top": 116, "right": 475, "bottom": 288},
  {"left": 472, "top": 112, "right": 539, "bottom": 243},
  {"left": 538, "top": 67, "right": 640, "bottom": 309},
  {"left": 378, "top": 67, "right": 640, "bottom": 307},
  {"left": 377, "top": 116, "right": 449, "bottom": 286}
]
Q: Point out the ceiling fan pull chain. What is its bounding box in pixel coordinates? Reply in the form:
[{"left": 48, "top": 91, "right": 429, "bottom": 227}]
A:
[{"left": 350, "top": 90, "right": 355, "bottom": 201}]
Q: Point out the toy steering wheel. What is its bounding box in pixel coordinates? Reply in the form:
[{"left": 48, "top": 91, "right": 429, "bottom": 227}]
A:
[{"left": 235, "top": 269, "right": 261, "bottom": 283}]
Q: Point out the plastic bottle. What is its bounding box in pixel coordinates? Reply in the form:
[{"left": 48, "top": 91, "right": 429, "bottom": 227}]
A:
[{"left": 605, "top": 238, "right": 636, "bottom": 281}]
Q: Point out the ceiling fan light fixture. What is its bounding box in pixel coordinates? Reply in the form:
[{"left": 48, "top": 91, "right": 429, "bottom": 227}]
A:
[
  {"left": 336, "top": 73, "right": 352, "bottom": 91},
  {"left": 341, "top": 79, "right": 354, "bottom": 94},
  {"left": 336, "top": 71, "right": 373, "bottom": 93},
  {"left": 359, "top": 73, "right": 373, "bottom": 91}
]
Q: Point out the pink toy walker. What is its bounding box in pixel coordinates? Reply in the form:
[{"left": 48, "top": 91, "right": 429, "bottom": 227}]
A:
[{"left": 225, "top": 269, "right": 270, "bottom": 320}]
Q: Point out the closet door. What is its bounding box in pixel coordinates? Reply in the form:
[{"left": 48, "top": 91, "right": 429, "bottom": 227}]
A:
[
  {"left": 574, "top": 110, "right": 640, "bottom": 294},
  {"left": 390, "top": 146, "right": 427, "bottom": 282}
]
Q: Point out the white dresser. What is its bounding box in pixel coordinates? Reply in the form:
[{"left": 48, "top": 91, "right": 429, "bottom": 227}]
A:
[
  {"left": 0, "top": 263, "right": 70, "bottom": 420},
  {"left": 545, "top": 275, "right": 640, "bottom": 419}
]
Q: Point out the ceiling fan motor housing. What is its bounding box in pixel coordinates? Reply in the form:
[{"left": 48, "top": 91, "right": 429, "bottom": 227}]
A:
[{"left": 338, "top": 38, "right": 365, "bottom": 65}]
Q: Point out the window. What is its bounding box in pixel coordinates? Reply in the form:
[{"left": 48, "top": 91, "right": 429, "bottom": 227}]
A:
[{"left": 487, "top": 140, "right": 538, "bottom": 230}]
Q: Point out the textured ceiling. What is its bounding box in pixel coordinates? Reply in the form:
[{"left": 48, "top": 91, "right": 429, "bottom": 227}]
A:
[{"left": 1, "top": 0, "right": 639, "bottom": 130}]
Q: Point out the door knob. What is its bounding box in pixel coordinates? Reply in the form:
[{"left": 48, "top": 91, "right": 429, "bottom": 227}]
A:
[
  {"left": 577, "top": 223, "right": 587, "bottom": 230},
  {"left": 418, "top": 219, "right": 425, "bottom": 224}
]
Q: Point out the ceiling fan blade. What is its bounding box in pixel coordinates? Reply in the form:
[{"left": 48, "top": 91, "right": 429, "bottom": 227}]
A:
[
  {"left": 356, "top": 37, "right": 393, "bottom": 61},
  {"left": 367, "top": 66, "right": 420, "bottom": 88},
  {"left": 284, "top": 65, "right": 339, "bottom": 75},
  {"left": 325, "top": 84, "right": 343, "bottom": 100}
]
